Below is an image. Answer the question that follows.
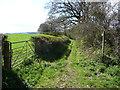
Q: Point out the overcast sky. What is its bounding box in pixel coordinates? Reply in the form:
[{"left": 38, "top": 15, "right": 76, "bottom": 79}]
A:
[{"left": 0, "top": 0, "right": 119, "bottom": 33}]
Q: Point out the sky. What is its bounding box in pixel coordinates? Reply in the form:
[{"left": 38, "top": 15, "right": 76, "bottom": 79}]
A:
[
  {"left": 0, "top": 0, "right": 119, "bottom": 33},
  {"left": 0, "top": 0, "right": 50, "bottom": 33}
]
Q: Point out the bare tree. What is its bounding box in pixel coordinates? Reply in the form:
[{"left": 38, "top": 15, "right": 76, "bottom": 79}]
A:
[
  {"left": 46, "top": 0, "right": 120, "bottom": 30},
  {"left": 47, "top": 1, "right": 112, "bottom": 24}
]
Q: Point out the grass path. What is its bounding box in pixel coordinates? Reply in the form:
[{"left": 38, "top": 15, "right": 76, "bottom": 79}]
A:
[{"left": 59, "top": 49, "right": 75, "bottom": 88}]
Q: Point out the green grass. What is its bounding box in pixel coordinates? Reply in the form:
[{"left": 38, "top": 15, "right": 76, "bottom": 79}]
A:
[
  {"left": 7, "top": 34, "right": 68, "bottom": 48},
  {"left": 13, "top": 56, "right": 68, "bottom": 88},
  {"left": 3, "top": 34, "right": 71, "bottom": 88},
  {"left": 6, "top": 34, "right": 39, "bottom": 49},
  {"left": 3, "top": 34, "right": 120, "bottom": 88},
  {"left": 7, "top": 34, "right": 39, "bottom": 42},
  {"left": 67, "top": 41, "right": 120, "bottom": 88},
  {"left": 7, "top": 34, "right": 67, "bottom": 42},
  {"left": 6, "top": 34, "right": 70, "bottom": 67}
]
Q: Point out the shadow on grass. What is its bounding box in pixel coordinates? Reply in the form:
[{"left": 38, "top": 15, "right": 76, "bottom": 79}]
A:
[
  {"left": 101, "top": 56, "right": 120, "bottom": 67},
  {"left": 37, "top": 41, "right": 71, "bottom": 62},
  {"left": 2, "top": 67, "right": 29, "bottom": 89}
]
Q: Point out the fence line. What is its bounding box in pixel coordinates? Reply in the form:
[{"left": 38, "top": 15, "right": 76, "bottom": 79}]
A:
[
  {"left": 11, "top": 40, "right": 30, "bottom": 44},
  {"left": 2, "top": 40, "right": 34, "bottom": 69}
]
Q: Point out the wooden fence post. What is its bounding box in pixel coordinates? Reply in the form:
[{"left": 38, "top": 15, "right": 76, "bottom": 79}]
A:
[
  {"left": 3, "top": 41, "right": 11, "bottom": 70},
  {"left": 0, "top": 35, "right": 2, "bottom": 90},
  {"left": 102, "top": 30, "right": 105, "bottom": 57}
]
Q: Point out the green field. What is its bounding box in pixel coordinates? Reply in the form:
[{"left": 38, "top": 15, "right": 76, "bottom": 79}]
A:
[
  {"left": 7, "top": 34, "right": 39, "bottom": 42},
  {"left": 7, "top": 34, "right": 58, "bottom": 42},
  {"left": 6, "top": 34, "right": 50, "bottom": 49}
]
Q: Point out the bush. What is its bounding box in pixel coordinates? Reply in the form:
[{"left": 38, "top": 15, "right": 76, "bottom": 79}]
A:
[
  {"left": 66, "top": 23, "right": 118, "bottom": 64},
  {"left": 31, "top": 34, "right": 70, "bottom": 62}
]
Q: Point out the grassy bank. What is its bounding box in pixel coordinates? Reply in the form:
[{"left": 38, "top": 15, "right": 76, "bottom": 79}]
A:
[{"left": 68, "top": 41, "right": 120, "bottom": 88}]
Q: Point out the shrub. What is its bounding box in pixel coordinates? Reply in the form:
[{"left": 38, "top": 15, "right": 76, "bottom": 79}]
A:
[
  {"left": 31, "top": 34, "right": 70, "bottom": 62},
  {"left": 67, "top": 23, "right": 118, "bottom": 64}
]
